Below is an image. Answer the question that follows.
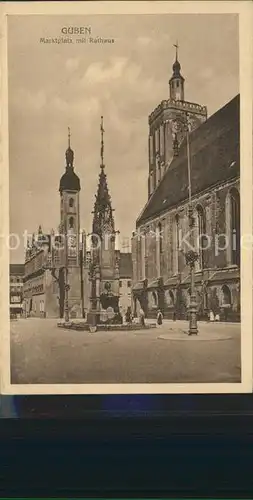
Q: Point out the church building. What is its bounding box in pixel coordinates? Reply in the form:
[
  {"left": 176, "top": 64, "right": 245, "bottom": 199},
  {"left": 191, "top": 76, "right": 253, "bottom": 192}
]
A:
[{"left": 132, "top": 47, "right": 240, "bottom": 322}]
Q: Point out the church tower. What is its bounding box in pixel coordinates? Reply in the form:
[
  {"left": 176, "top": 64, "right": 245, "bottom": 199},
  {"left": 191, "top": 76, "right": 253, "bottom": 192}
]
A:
[
  {"left": 89, "top": 117, "right": 120, "bottom": 315},
  {"left": 148, "top": 43, "right": 207, "bottom": 198},
  {"left": 59, "top": 128, "right": 81, "bottom": 265}
]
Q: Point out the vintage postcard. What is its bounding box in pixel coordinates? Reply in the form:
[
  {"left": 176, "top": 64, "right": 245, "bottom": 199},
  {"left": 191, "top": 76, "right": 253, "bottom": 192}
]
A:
[{"left": 0, "top": 1, "right": 252, "bottom": 395}]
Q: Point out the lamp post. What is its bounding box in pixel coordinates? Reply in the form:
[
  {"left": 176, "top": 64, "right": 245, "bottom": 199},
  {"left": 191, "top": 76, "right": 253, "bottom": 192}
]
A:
[
  {"left": 79, "top": 230, "right": 85, "bottom": 319},
  {"left": 174, "top": 113, "right": 198, "bottom": 335},
  {"left": 64, "top": 217, "right": 70, "bottom": 323}
]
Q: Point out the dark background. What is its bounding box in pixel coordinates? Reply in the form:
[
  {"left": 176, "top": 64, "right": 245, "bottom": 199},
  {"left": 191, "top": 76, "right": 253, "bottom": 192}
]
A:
[{"left": 1, "top": 394, "right": 253, "bottom": 497}]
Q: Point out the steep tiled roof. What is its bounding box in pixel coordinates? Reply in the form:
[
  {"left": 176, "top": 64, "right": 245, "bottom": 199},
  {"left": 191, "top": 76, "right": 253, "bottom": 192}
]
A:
[
  {"left": 10, "top": 264, "right": 25, "bottom": 276},
  {"left": 119, "top": 253, "right": 132, "bottom": 278},
  {"left": 137, "top": 94, "right": 239, "bottom": 226}
]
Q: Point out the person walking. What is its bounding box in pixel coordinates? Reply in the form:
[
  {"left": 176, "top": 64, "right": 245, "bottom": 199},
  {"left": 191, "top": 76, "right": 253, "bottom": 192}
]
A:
[
  {"left": 139, "top": 307, "right": 145, "bottom": 327},
  {"left": 157, "top": 309, "right": 163, "bottom": 326},
  {"left": 125, "top": 306, "right": 132, "bottom": 325}
]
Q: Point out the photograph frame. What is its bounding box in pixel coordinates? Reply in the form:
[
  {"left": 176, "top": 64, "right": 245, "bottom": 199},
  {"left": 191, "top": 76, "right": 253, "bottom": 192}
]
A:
[{"left": 0, "top": 0, "right": 252, "bottom": 395}]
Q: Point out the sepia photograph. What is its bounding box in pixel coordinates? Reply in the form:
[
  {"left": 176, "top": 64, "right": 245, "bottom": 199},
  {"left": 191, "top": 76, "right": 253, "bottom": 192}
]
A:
[{"left": 1, "top": 1, "right": 252, "bottom": 394}]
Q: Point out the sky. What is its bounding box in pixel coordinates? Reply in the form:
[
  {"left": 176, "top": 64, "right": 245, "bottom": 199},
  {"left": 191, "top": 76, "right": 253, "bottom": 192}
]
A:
[{"left": 8, "top": 14, "right": 239, "bottom": 263}]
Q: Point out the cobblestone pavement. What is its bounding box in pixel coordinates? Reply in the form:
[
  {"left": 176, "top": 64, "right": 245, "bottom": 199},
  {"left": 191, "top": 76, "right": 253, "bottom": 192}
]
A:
[{"left": 10, "top": 318, "right": 241, "bottom": 385}]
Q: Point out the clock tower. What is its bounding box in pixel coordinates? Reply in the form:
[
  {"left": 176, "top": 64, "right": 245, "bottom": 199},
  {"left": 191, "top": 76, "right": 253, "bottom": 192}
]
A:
[
  {"left": 59, "top": 128, "right": 81, "bottom": 264},
  {"left": 147, "top": 43, "right": 207, "bottom": 197}
]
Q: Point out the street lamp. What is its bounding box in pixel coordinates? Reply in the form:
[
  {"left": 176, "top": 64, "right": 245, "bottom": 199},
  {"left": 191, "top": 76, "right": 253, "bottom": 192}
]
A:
[
  {"left": 63, "top": 217, "right": 70, "bottom": 324},
  {"left": 174, "top": 112, "right": 198, "bottom": 335}
]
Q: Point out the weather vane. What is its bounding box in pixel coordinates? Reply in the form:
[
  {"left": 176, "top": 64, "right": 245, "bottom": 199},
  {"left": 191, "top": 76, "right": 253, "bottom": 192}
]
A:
[{"left": 173, "top": 40, "right": 179, "bottom": 60}]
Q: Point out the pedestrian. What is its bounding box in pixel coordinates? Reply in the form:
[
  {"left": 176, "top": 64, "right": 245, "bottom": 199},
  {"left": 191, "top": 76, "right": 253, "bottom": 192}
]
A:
[
  {"left": 125, "top": 306, "right": 132, "bottom": 325},
  {"left": 139, "top": 307, "right": 145, "bottom": 327},
  {"left": 157, "top": 309, "right": 163, "bottom": 326}
]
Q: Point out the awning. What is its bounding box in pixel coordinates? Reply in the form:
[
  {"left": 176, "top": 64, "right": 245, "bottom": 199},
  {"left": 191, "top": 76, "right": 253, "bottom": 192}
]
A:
[
  {"left": 148, "top": 279, "right": 159, "bottom": 289},
  {"left": 132, "top": 282, "right": 144, "bottom": 291},
  {"left": 180, "top": 274, "right": 206, "bottom": 286},
  {"left": 164, "top": 276, "right": 181, "bottom": 287},
  {"left": 9, "top": 304, "right": 22, "bottom": 309},
  {"left": 208, "top": 268, "right": 239, "bottom": 282}
]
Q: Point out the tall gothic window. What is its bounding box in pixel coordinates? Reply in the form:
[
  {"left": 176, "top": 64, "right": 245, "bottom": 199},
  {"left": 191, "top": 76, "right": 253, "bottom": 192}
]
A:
[
  {"left": 158, "top": 222, "right": 163, "bottom": 254},
  {"left": 160, "top": 124, "right": 164, "bottom": 156},
  {"left": 196, "top": 205, "right": 206, "bottom": 270},
  {"left": 69, "top": 197, "right": 74, "bottom": 208},
  {"left": 149, "top": 135, "right": 153, "bottom": 164},
  {"left": 149, "top": 170, "right": 154, "bottom": 196},
  {"left": 69, "top": 216, "right": 74, "bottom": 229},
  {"left": 173, "top": 214, "right": 179, "bottom": 274},
  {"left": 230, "top": 188, "right": 240, "bottom": 266},
  {"left": 155, "top": 128, "right": 160, "bottom": 153},
  {"left": 226, "top": 188, "right": 240, "bottom": 266}
]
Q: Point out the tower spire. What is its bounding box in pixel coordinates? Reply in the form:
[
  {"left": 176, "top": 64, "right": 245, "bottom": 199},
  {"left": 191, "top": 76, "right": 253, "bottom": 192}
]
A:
[
  {"left": 100, "top": 115, "right": 105, "bottom": 168},
  {"left": 92, "top": 118, "right": 115, "bottom": 237},
  {"left": 173, "top": 40, "right": 179, "bottom": 61},
  {"left": 169, "top": 40, "right": 184, "bottom": 101},
  {"left": 65, "top": 126, "right": 74, "bottom": 168}
]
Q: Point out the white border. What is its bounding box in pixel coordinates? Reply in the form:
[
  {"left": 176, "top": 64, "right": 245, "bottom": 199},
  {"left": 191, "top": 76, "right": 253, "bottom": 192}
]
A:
[{"left": 1, "top": 1, "right": 252, "bottom": 395}]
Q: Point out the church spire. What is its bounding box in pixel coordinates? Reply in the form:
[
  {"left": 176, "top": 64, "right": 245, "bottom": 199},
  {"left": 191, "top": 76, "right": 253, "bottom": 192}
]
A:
[
  {"left": 92, "top": 117, "right": 115, "bottom": 238},
  {"left": 65, "top": 126, "right": 74, "bottom": 169},
  {"left": 59, "top": 129, "right": 80, "bottom": 193},
  {"left": 100, "top": 116, "right": 105, "bottom": 168},
  {"left": 169, "top": 40, "right": 185, "bottom": 101},
  {"left": 173, "top": 40, "right": 179, "bottom": 61}
]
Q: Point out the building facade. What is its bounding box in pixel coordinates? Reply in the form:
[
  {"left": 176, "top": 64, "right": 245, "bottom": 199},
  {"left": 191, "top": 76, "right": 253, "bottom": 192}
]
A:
[
  {"left": 132, "top": 51, "right": 240, "bottom": 322},
  {"left": 9, "top": 264, "right": 25, "bottom": 317},
  {"left": 23, "top": 134, "right": 90, "bottom": 319}
]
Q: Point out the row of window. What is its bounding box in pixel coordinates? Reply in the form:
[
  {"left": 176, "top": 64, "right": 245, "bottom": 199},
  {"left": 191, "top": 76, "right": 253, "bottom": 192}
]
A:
[
  {"left": 119, "top": 280, "right": 131, "bottom": 288},
  {"left": 61, "top": 197, "right": 75, "bottom": 209},
  {"left": 10, "top": 276, "right": 23, "bottom": 283}
]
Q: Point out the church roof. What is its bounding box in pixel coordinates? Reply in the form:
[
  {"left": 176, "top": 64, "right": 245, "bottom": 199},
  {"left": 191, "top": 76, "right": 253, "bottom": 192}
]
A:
[
  {"left": 119, "top": 253, "right": 132, "bottom": 278},
  {"left": 59, "top": 168, "right": 81, "bottom": 193},
  {"left": 137, "top": 94, "right": 239, "bottom": 226}
]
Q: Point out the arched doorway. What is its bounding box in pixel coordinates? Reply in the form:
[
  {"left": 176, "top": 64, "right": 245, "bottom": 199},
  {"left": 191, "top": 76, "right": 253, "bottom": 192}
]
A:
[
  {"left": 169, "top": 290, "right": 174, "bottom": 305},
  {"left": 221, "top": 285, "right": 231, "bottom": 305},
  {"left": 152, "top": 291, "right": 158, "bottom": 308},
  {"left": 221, "top": 284, "right": 232, "bottom": 321}
]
